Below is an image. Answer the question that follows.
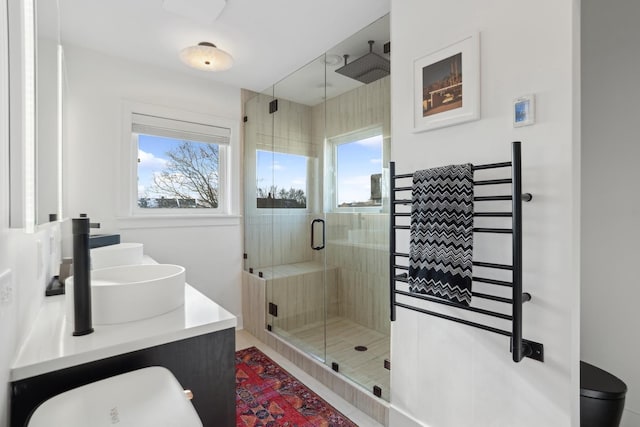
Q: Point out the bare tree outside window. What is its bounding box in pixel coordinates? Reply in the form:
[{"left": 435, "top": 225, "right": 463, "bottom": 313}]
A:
[
  {"left": 256, "top": 185, "right": 306, "bottom": 208},
  {"left": 137, "top": 136, "right": 220, "bottom": 209},
  {"left": 255, "top": 150, "right": 308, "bottom": 209}
]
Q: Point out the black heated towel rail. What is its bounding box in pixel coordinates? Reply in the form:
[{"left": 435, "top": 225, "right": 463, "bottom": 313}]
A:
[{"left": 389, "top": 141, "right": 544, "bottom": 363}]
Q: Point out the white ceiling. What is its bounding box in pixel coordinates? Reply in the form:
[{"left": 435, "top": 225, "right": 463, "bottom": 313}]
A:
[
  {"left": 273, "top": 15, "right": 390, "bottom": 106},
  {"left": 58, "top": 0, "right": 390, "bottom": 93}
]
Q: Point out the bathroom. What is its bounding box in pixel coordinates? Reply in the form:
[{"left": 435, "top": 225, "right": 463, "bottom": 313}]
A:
[{"left": 0, "top": 0, "right": 638, "bottom": 426}]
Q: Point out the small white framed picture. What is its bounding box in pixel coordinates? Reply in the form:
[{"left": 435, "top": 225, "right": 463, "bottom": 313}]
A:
[{"left": 513, "top": 95, "right": 535, "bottom": 127}]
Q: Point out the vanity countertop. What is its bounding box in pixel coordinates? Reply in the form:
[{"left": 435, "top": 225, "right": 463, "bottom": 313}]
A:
[{"left": 11, "top": 257, "right": 237, "bottom": 382}]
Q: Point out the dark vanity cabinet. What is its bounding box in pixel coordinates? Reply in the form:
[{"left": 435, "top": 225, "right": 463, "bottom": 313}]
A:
[{"left": 11, "top": 327, "right": 235, "bottom": 427}]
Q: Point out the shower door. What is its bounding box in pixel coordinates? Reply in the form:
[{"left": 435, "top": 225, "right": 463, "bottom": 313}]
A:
[
  {"left": 322, "top": 130, "right": 391, "bottom": 400},
  {"left": 269, "top": 55, "right": 327, "bottom": 363},
  {"left": 243, "top": 14, "right": 391, "bottom": 401},
  {"left": 244, "top": 55, "right": 329, "bottom": 363}
]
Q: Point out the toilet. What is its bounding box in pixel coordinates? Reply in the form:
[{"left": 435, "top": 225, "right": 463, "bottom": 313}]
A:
[
  {"left": 580, "top": 361, "right": 627, "bottom": 427},
  {"left": 28, "top": 367, "right": 202, "bottom": 427}
]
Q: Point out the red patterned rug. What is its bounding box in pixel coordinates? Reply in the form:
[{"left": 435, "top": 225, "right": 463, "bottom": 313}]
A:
[{"left": 235, "top": 346, "right": 357, "bottom": 427}]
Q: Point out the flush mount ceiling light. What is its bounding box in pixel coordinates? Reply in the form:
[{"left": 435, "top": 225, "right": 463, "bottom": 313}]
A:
[
  {"left": 324, "top": 54, "right": 343, "bottom": 67},
  {"left": 179, "top": 42, "right": 233, "bottom": 71}
]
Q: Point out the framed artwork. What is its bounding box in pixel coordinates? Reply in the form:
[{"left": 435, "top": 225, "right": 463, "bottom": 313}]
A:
[{"left": 413, "top": 33, "right": 480, "bottom": 132}]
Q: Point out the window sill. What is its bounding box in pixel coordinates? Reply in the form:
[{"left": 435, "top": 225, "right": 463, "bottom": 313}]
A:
[{"left": 116, "top": 214, "right": 241, "bottom": 229}]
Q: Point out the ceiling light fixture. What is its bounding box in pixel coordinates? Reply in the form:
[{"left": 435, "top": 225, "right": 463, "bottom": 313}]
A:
[
  {"left": 324, "top": 54, "right": 343, "bottom": 67},
  {"left": 179, "top": 42, "right": 233, "bottom": 71}
]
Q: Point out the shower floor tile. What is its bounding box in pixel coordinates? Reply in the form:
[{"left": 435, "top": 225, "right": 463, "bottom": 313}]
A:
[{"left": 274, "top": 316, "right": 390, "bottom": 401}]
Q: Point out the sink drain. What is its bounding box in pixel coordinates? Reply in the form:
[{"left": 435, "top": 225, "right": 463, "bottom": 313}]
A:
[{"left": 354, "top": 345, "right": 368, "bottom": 352}]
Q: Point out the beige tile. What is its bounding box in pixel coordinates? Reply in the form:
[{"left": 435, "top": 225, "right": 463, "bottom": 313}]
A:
[
  {"left": 348, "top": 411, "right": 387, "bottom": 427},
  {"left": 275, "top": 316, "right": 390, "bottom": 402}
]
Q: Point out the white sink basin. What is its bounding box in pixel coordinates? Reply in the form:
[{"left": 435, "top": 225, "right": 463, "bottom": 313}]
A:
[
  {"left": 66, "top": 264, "right": 185, "bottom": 325},
  {"left": 90, "top": 243, "right": 144, "bottom": 269}
]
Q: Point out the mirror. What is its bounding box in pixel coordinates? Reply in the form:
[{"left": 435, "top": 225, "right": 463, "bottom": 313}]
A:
[
  {"left": 8, "top": 0, "right": 62, "bottom": 229},
  {"left": 36, "top": 0, "right": 62, "bottom": 225},
  {"left": 36, "top": 0, "right": 62, "bottom": 224}
]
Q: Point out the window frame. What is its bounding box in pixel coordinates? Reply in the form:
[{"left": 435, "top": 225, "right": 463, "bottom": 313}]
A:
[
  {"left": 325, "top": 126, "right": 384, "bottom": 213},
  {"left": 133, "top": 132, "right": 227, "bottom": 215},
  {"left": 118, "top": 101, "right": 240, "bottom": 224}
]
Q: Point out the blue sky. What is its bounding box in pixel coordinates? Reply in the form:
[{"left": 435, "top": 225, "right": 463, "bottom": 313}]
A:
[
  {"left": 256, "top": 150, "right": 307, "bottom": 196},
  {"left": 140, "top": 133, "right": 383, "bottom": 204},
  {"left": 137, "top": 134, "right": 180, "bottom": 198},
  {"left": 336, "top": 134, "right": 382, "bottom": 204}
]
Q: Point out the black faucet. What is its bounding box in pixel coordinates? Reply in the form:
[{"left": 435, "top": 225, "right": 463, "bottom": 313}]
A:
[{"left": 71, "top": 216, "right": 100, "bottom": 336}]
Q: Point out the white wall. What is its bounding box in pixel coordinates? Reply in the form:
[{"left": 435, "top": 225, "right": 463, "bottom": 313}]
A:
[
  {"left": 389, "top": 1, "right": 580, "bottom": 426},
  {"left": 581, "top": 2, "right": 640, "bottom": 426},
  {"left": 63, "top": 45, "right": 244, "bottom": 323},
  {"left": 0, "top": 225, "right": 62, "bottom": 427}
]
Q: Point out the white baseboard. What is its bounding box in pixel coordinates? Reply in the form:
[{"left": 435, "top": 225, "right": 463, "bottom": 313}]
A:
[
  {"left": 389, "top": 405, "right": 427, "bottom": 427},
  {"left": 621, "top": 409, "right": 640, "bottom": 427}
]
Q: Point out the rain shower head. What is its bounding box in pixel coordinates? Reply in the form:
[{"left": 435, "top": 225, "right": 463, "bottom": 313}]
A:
[{"left": 335, "top": 40, "right": 390, "bottom": 84}]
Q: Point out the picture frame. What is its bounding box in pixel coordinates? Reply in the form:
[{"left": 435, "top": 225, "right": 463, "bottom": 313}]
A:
[
  {"left": 513, "top": 94, "right": 535, "bottom": 127},
  {"left": 413, "top": 33, "right": 480, "bottom": 133}
]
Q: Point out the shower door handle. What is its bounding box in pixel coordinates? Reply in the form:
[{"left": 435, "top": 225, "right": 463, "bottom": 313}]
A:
[{"left": 311, "top": 218, "right": 325, "bottom": 250}]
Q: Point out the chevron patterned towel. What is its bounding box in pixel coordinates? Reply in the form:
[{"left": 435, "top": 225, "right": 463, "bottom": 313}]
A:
[{"left": 409, "top": 164, "right": 474, "bottom": 306}]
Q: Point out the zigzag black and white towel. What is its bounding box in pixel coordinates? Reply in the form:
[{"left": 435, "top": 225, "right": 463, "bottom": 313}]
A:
[{"left": 409, "top": 164, "right": 474, "bottom": 306}]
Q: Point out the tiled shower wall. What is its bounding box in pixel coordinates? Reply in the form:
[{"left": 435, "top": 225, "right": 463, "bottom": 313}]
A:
[
  {"left": 244, "top": 213, "right": 317, "bottom": 270},
  {"left": 267, "top": 263, "right": 338, "bottom": 332},
  {"left": 326, "top": 213, "right": 390, "bottom": 335},
  {"left": 244, "top": 77, "right": 390, "bottom": 335},
  {"left": 243, "top": 93, "right": 320, "bottom": 270},
  {"left": 316, "top": 77, "right": 391, "bottom": 335}
]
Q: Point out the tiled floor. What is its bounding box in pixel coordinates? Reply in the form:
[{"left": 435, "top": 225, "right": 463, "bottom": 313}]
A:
[
  {"left": 236, "top": 329, "right": 385, "bottom": 427},
  {"left": 274, "top": 316, "right": 391, "bottom": 401}
]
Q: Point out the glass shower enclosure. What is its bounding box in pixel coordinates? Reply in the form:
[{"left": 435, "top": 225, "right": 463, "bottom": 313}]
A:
[{"left": 243, "top": 15, "right": 390, "bottom": 400}]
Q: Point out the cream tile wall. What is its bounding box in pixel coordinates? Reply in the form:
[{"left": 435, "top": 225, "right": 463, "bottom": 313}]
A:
[
  {"left": 316, "top": 77, "right": 391, "bottom": 335},
  {"left": 243, "top": 77, "right": 390, "bottom": 336},
  {"left": 243, "top": 93, "right": 320, "bottom": 270},
  {"left": 244, "top": 213, "right": 317, "bottom": 270},
  {"left": 268, "top": 263, "right": 338, "bottom": 332},
  {"left": 326, "top": 213, "right": 389, "bottom": 334}
]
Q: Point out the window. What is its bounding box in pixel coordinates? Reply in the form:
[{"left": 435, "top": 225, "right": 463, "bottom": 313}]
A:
[
  {"left": 131, "top": 112, "right": 230, "bottom": 214},
  {"left": 328, "top": 129, "right": 384, "bottom": 210},
  {"left": 255, "top": 150, "right": 308, "bottom": 209},
  {"left": 137, "top": 134, "right": 220, "bottom": 209}
]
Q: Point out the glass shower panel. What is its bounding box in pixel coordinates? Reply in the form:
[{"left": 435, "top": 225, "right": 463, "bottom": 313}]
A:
[
  {"left": 243, "top": 85, "right": 277, "bottom": 339},
  {"left": 243, "top": 13, "right": 391, "bottom": 402},
  {"left": 243, "top": 86, "right": 275, "bottom": 276},
  {"left": 262, "top": 55, "right": 327, "bottom": 362},
  {"left": 322, "top": 15, "right": 391, "bottom": 401}
]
